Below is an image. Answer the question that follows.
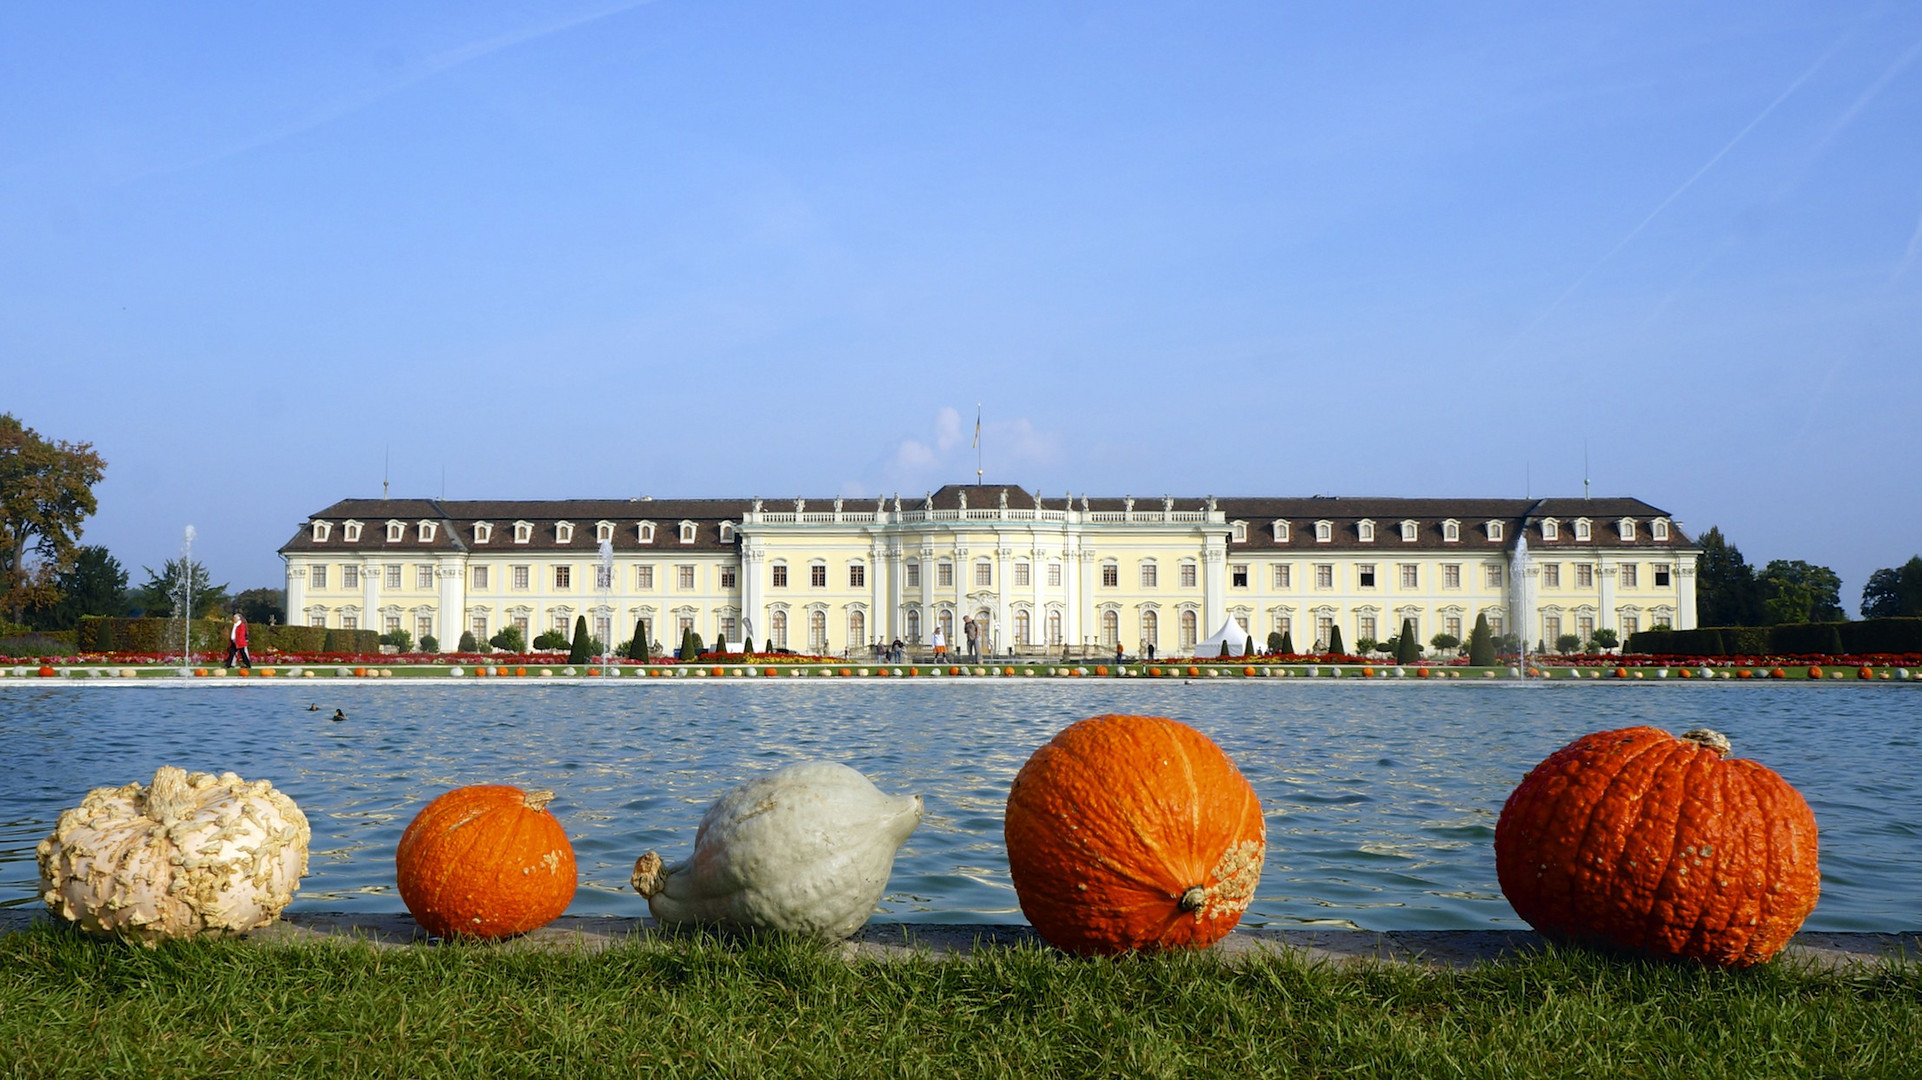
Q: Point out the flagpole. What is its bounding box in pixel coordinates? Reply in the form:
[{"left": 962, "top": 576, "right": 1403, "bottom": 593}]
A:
[{"left": 974, "top": 404, "right": 982, "bottom": 484}]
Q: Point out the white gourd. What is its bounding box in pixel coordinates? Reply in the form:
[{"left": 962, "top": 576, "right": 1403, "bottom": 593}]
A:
[
  {"left": 37, "top": 765, "right": 311, "bottom": 945},
  {"left": 631, "top": 761, "right": 922, "bottom": 941}
]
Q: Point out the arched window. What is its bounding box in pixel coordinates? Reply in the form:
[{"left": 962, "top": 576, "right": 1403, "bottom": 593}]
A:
[
  {"left": 938, "top": 609, "right": 954, "bottom": 642},
  {"left": 1179, "top": 611, "right": 1198, "bottom": 649},
  {"left": 1014, "top": 609, "right": 1031, "bottom": 646},
  {"left": 1141, "top": 610, "right": 1158, "bottom": 650},
  {"left": 1046, "top": 610, "right": 1062, "bottom": 646},
  {"left": 808, "top": 610, "right": 828, "bottom": 653},
  {"left": 848, "top": 609, "right": 866, "bottom": 648},
  {"left": 770, "top": 610, "right": 788, "bottom": 649},
  {"left": 906, "top": 608, "right": 921, "bottom": 642},
  {"left": 1100, "top": 610, "right": 1119, "bottom": 647}
]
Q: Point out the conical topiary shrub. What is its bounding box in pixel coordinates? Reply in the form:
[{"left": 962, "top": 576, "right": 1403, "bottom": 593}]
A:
[
  {"left": 1395, "top": 618, "right": 1419, "bottom": 664},
  {"left": 1327, "top": 625, "right": 1345, "bottom": 657},
  {"left": 1220, "top": 639, "right": 1232, "bottom": 658},
  {"left": 568, "top": 616, "right": 592, "bottom": 664},
  {"left": 1469, "top": 613, "right": 1496, "bottom": 667},
  {"left": 1279, "top": 630, "right": 1295, "bottom": 656},
  {"left": 629, "top": 621, "right": 650, "bottom": 662},
  {"left": 679, "top": 627, "right": 698, "bottom": 661},
  {"left": 1244, "top": 635, "right": 1257, "bottom": 657}
]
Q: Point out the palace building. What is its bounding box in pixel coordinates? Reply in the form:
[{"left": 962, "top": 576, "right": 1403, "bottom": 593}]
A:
[{"left": 279, "top": 485, "right": 1700, "bottom": 657}]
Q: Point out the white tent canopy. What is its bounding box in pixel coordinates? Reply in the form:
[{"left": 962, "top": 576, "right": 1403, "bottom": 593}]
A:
[{"left": 1188, "top": 616, "right": 1253, "bottom": 659}]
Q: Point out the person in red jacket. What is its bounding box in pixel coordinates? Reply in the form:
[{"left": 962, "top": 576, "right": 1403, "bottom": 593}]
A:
[{"left": 226, "top": 613, "right": 253, "bottom": 669}]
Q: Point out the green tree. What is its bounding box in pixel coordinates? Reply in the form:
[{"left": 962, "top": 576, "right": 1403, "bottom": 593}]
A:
[
  {"left": 1395, "top": 618, "right": 1420, "bottom": 664},
  {"left": 419, "top": 634, "right": 439, "bottom": 653},
  {"left": 457, "top": 630, "right": 479, "bottom": 652},
  {"left": 628, "top": 620, "right": 650, "bottom": 661},
  {"left": 233, "top": 587, "right": 285, "bottom": 626},
  {"left": 1555, "top": 633, "right": 1582, "bottom": 655},
  {"left": 568, "top": 615, "right": 592, "bottom": 664},
  {"left": 679, "top": 627, "right": 699, "bottom": 661},
  {"left": 1326, "top": 625, "right": 1345, "bottom": 656},
  {"left": 134, "top": 558, "right": 230, "bottom": 619},
  {"left": 1695, "top": 527, "right": 1765, "bottom": 626},
  {"left": 0, "top": 415, "right": 108, "bottom": 622},
  {"left": 1760, "top": 560, "right": 1845, "bottom": 624},
  {"left": 1218, "top": 639, "right": 1232, "bottom": 658},
  {"left": 489, "top": 624, "right": 527, "bottom": 653},
  {"left": 1861, "top": 556, "right": 1922, "bottom": 618},
  {"left": 31, "top": 545, "right": 126, "bottom": 630},
  {"left": 1266, "top": 631, "right": 1284, "bottom": 655},
  {"left": 532, "top": 628, "right": 569, "bottom": 650},
  {"left": 1430, "top": 632, "right": 1460, "bottom": 652},
  {"left": 1588, "top": 628, "right": 1619, "bottom": 652},
  {"left": 379, "top": 628, "right": 413, "bottom": 652},
  {"left": 1468, "top": 613, "right": 1496, "bottom": 666},
  {"left": 1243, "top": 635, "right": 1256, "bottom": 658},
  {"left": 1278, "top": 630, "right": 1294, "bottom": 656}
]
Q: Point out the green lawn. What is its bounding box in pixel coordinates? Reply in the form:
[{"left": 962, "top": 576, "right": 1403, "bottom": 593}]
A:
[{"left": 3, "top": 926, "right": 1919, "bottom": 1078}]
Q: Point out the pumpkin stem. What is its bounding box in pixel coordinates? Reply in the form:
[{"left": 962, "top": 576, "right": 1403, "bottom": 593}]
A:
[
  {"left": 522, "top": 789, "right": 556, "bottom": 811},
  {"left": 631, "top": 851, "right": 669, "bottom": 897},
  {"left": 1680, "top": 729, "right": 1732, "bottom": 757},
  {"left": 144, "top": 766, "right": 195, "bottom": 827},
  {"left": 1178, "top": 886, "right": 1207, "bottom": 913}
]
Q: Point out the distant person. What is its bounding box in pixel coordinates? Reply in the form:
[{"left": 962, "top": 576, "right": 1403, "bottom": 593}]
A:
[
  {"left": 932, "top": 626, "right": 946, "bottom": 658},
  {"left": 1145, "top": 641, "right": 1156, "bottom": 662},
  {"left": 891, "top": 638, "right": 904, "bottom": 662},
  {"left": 225, "top": 613, "right": 252, "bottom": 669},
  {"left": 1115, "top": 641, "right": 1125, "bottom": 668}
]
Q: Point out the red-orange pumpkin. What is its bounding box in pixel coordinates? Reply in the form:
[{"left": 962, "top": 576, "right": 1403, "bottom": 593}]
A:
[
  {"left": 1495, "top": 726, "right": 1819, "bottom": 967},
  {"left": 396, "top": 785, "right": 577, "bottom": 939},
  {"left": 1004, "top": 714, "right": 1265, "bottom": 956}
]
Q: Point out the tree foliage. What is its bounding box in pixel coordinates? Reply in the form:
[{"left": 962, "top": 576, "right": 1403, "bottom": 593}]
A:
[
  {"left": 0, "top": 415, "right": 107, "bottom": 621},
  {"left": 1861, "top": 556, "right": 1922, "bottom": 618},
  {"left": 568, "top": 615, "right": 592, "bottom": 664},
  {"left": 134, "top": 558, "right": 230, "bottom": 619},
  {"left": 1468, "top": 613, "right": 1495, "bottom": 666},
  {"left": 30, "top": 545, "right": 126, "bottom": 630},
  {"left": 1760, "top": 560, "right": 1845, "bottom": 625},
  {"left": 233, "top": 587, "right": 285, "bottom": 626},
  {"left": 489, "top": 624, "right": 527, "bottom": 653},
  {"left": 1395, "top": 618, "right": 1420, "bottom": 663},
  {"left": 1694, "top": 526, "right": 1764, "bottom": 627}
]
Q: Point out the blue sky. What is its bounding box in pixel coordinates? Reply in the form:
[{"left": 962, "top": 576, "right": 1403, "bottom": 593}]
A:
[{"left": 4, "top": 2, "right": 1919, "bottom": 604}]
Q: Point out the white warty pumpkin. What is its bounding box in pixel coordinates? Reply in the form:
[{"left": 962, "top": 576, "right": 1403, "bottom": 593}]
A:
[
  {"left": 631, "top": 761, "right": 922, "bottom": 941},
  {"left": 37, "top": 765, "right": 311, "bottom": 944}
]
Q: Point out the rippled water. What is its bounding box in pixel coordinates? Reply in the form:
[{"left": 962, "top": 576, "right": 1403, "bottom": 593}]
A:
[{"left": 2, "top": 680, "right": 1917, "bottom": 931}]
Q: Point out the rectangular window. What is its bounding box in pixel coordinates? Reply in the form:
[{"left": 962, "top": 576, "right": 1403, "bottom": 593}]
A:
[
  {"left": 342, "top": 613, "right": 358, "bottom": 630},
  {"left": 416, "top": 615, "right": 434, "bottom": 641},
  {"left": 554, "top": 565, "right": 571, "bottom": 589},
  {"left": 1542, "top": 563, "right": 1560, "bottom": 588},
  {"left": 974, "top": 562, "right": 992, "bottom": 587},
  {"left": 1141, "top": 563, "right": 1158, "bottom": 588},
  {"left": 905, "top": 562, "right": 920, "bottom": 587},
  {"left": 772, "top": 565, "right": 788, "bottom": 587},
  {"left": 937, "top": 562, "right": 954, "bottom": 587},
  {"left": 1101, "top": 563, "right": 1118, "bottom": 587},
  {"left": 721, "top": 566, "right": 737, "bottom": 589},
  {"left": 472, "top": 565, "right": 488, "bottom": 589},
  {"left": 1620, "top": 564, "right": 1638, "bottom": 588},
  {"left": 471, "top": 614, "right": 487, "bottom": 640},
  {"left": 810, "top": 564, "right": 827, "bottom": 588},
  {"left": 1578, "top": 615, "right": 1595, "bottom": 639},
  {"left": 1443, "top": 564, "right": 1461, "bottom": 589},
  {"left": 384, "top": 565, "right": 401, "bottom": 590},
  {"left": 1315, "top": 564, "right": 1334, "bottom": 589},
  {"left": 1273, "top": 564, "right": 1291, "bottom": 588},
  {"left": 1622, "top": 614, "right": 1640, "bottom": 635},
  {"left": 849, "top": 564, "right": 865, "bottom": 588},
  {"left": 311, "top": 565, "right": 328, "bottom": 589},
  {"left": 512, "top": 565, "right": 530, "bottom": 590},
  {"left": 1359, "top": 615, "right": 1376, "bottom": 640},
  {"left": 1544, "top": 615, "right": 1561, "bottom": 642},
  {"left": 1357, "top": 564, "right": 1376, "bottom": 588},
  {"left": 1014, "top": 563, "right": 1031, "bottom": 587},
  {"left": 416, "top": 565, "right": 433, "bottom": 590},
  {"left": 635, "top": 564, "right": 654, "bottom": 589},
  {"left": 1231, "top": 564, "right": 1248, "bottom": 588},
  {"left": 1047, "top": 562, "right": 1062, "bottom": 587},
  {"left": 311, "top": 615, "right": 327, "bottom": 628},
  {"left": 1654, "top": 565, "right": 1671, "bottom": 587},
  {"left": 1485, "top": 565, "right": 1503, "bottom": 588},
  {"left": 1398, "top": 564, "right": 1417, "bottom": 589},
  {"left": 1576, "top": 563, "right": 1594, "bottom": 588},
  {"left": 679, "top": 565, "right": 696, "bottom": 590},
  {"left": 1445, "top": 615, "right": 1462, "bottom": 639},
  {"left": 384, "top": 614, "right": 401, "bottom": 634},
  {"left": 595, "top": 565, "right": 613, "bottom": 590},
  {"left": 1180, "top": 563, "right": 1197, "bottom": 588}
]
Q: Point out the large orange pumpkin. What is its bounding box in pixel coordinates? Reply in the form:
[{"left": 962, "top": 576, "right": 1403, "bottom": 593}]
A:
[
  {"left": 1495, "top": 727, "right": 1819, "bottom": 967},
  {"left": 396, "top": 785, "right": 577, "bottom": 939},
  {"left": 1004, "top": 714, "right": 1265, "bottom": 955}
]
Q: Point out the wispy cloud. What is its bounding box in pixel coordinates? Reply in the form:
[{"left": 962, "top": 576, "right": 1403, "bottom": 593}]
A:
[
  {"left": 842, "top": 407, "right": 1061, "bottom": 498},
  {"left": 147, "top": 1, "right": 659, "bottom": 178}
]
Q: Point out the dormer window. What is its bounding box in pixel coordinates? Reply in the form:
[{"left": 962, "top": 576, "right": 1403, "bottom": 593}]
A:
[
  {"left": 1358, "top": 520, "right": 1376, "bottom": 543},
  {"left": 1485, "top": 521, "right": 1504, "bottom": 542},
  {"left": 1272, "top": 520, "right": 1291, "bottom": 543},
  {"left": 556, "top": 522, "right": 575, "bottom": 543},
  {"left": 513, "top": 521, "right": 532, "bottom": 544},
  {"left": 1574, "top": 518, "right": 1592, "bottom": 542},
  {"left": 637, "top": 521, "right": 656, "bottom": 543},
  {"left": 1314, "top": 520, "right": 1332, "bottom": 543},
  {"left": 386, "top": 520, "right": 405, "bottom": 542},
  {"left": 311, "top": 521, "right": 332, "bottom": 542},
  {"left": 719, "top": 522, "right": 735, "bottom": 543},
  {"left": 473, "top": 522, "right": 493, "bottom": 544},
  {"left": 1618, "top": 518, "right": 1637, "bottom": 542},
  {"left": 679, "top": 521, "right": 697, "bottom": 544},
  {"left": 1399, "top": 520, "right": 1418, "bottom": 543},
  {"left": 1231, "top": 521, "right": 1247, "bottom": 543},
  {"left": 596, "top": 521, "right": 614, "bottom": 543},
  {"left": 1652, "top": 518, "right": 1670, "bottom": 541},
  {"left": 1541, "top": 518, "right": 1558, "bottom": 541},
  {"left": 1442, "top": 519, "right": 1460, "bottom": 543},
  {"left": 416, "top": 521, "right": 436, "bottom": 542},
  {"left": 343, "top": 521, "right": 362, "bottom": 542}
]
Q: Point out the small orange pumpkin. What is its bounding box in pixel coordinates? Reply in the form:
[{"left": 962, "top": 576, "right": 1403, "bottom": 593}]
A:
[
  {"left": 1807, "top": 665, "right": 1823, "bottom": 679},
  {"left": 396, "top": 785, "right": 577, "bottom": 939},
  {"left": 1495, "top": 727, "right": 1818, "bottom": 967},
  {"left": 1005, "top": 714, "right": 1265, "bottom": 956}
]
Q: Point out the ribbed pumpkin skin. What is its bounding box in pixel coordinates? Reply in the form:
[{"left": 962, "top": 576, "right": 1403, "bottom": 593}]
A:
[
  {"left": 1005, "top": 714, "right": 1265, "bottom": 956},
  {"left": 396, "top": 785, "right": 577, "bottom": 939},
  {"left": 1495, "top": 727, "right": 1820, "bottom": 967}
]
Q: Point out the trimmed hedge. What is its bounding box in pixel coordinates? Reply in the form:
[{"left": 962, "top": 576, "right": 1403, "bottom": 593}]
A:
[
  {"left": 1627, "top": 617, "right": 1922, "bottom": 656},
  {"left": 76, "top": 618, "right": 379, "bottom": 655}
]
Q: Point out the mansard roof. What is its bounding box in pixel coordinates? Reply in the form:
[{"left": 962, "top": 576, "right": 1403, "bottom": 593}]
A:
[
  {"left": 282, "top": 497, "right": 752, "bottom": 555},
  {"left": 1218, "top": 496, "right": 1690, "bottom": 552}
]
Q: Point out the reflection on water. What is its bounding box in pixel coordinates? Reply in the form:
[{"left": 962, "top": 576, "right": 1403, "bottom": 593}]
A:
[{"left": 2, "top": 680, "right": 1917, "bottom": 931}]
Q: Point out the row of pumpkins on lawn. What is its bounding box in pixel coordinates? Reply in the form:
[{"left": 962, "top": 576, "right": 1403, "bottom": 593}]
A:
[{"left": 35, "top": 716, "right": 1822, "bottom": 968}]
